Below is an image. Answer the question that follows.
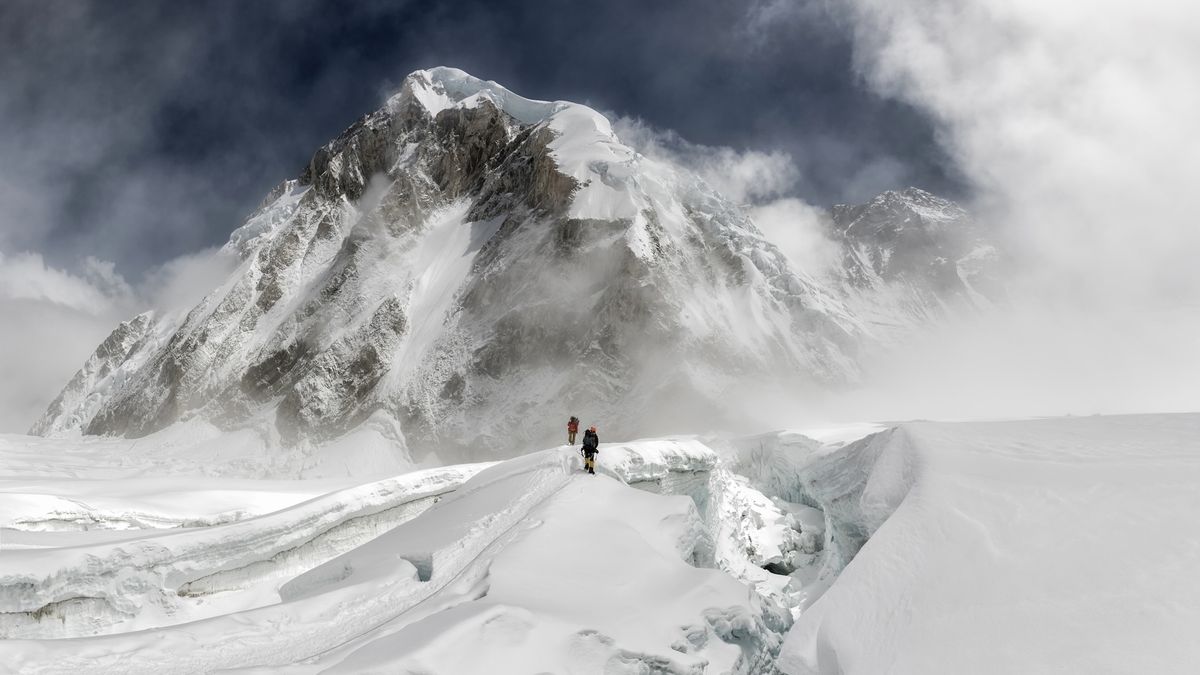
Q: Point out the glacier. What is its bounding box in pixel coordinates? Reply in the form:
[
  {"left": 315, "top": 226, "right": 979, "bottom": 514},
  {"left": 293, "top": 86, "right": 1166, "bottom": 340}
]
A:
[
  {"left": 1, "top": 437, "right": 800, "bottom": 673},
  {"left": 5, "top": 414, "right": 1198, "bottom": 673}
]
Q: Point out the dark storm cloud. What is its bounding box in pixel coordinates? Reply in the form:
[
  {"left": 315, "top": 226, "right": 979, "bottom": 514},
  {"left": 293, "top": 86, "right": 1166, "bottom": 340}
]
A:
[
  {"left": 0, "top": 0, "right": 965, "bottom": 431},
  {"left": 0, "top": 0, "right": 959, "bottom": 278}
]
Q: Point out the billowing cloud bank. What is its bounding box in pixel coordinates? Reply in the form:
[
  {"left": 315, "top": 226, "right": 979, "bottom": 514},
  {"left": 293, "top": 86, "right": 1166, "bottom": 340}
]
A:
[
  {"left": 812, "top": 0, "right": 1200, "bottom": 421},
  {"left": 844, "top": 0, "right": 1200, "bottom": 306},
  {"left": 0, "top": 249, "right": 235, "bottom": 432}
]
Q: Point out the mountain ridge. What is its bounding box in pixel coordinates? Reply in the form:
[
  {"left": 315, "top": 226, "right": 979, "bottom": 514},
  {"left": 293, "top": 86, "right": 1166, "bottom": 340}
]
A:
[{"left": 31, "top": 68, "right": 999, "bottom": 467}]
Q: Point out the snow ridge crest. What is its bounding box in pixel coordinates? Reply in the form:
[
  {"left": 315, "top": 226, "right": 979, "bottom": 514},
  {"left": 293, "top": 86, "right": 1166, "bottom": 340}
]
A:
[{"left": 394, "top": 67, "right": 565, "bottom": 127}]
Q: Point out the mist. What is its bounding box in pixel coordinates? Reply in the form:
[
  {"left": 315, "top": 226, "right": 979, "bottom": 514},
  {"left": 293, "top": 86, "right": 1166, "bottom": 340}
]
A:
[
  {"left": 785, "top": 0, "right": 1200, "bottom": 423},
  {"left": 847, "top": 0, "right": 1200, "bottom": 299},
  {"left": 629, "top": 0, "right": 1200, "bottom": 426},
  {"left": 613, "top": 116, "right": 844, "bottom": 279},
  {"left": 0, "top": 248, "right": 236, "bottom": 432}
]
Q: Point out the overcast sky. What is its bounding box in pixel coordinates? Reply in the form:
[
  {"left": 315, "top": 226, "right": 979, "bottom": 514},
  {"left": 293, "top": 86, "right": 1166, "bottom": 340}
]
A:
[
  {"left": 0, "top": 0, "right": 958, "bottom": 279},
  {"left": 1, "top": 0, "right": 1197, "bottom": 431}
]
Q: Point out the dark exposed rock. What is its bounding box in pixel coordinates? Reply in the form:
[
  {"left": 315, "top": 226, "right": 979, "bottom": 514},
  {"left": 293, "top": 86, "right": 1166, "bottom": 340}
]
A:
[
  {"left": 429, "top": 100, "right": 513, "bottom": 198},
  {"left": 440, "top": 373, "right": 466, "bottom": 404},
  {"left": 275, "top": 296, "right": 408, "bottom": 441},
  {"left": 468, "top": 127, "right": 578, "bottom": 221},
  {"left": 240, "top": 341, "right": 312, "bottom": 401},
  {"left": 302, "top": 111, "right": 397, "bottom": 201}
]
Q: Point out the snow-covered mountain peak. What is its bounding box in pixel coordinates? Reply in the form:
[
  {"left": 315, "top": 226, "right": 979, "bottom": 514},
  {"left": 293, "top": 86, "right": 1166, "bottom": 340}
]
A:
[
  {"left": 33, "top": 68, "right": 865, "bottom": 464},
  {"left": 834, "top": 186, "right": 968, "bottom": 238},
  {"left": 392, "top": 67, "right": 564, "bottom": 126},
  {"left": 393, "top": 68, "right": 620, "bottom": 146},
  {"left": 393, "top": 68, "right": 638, "bottom": 221},
  {"left": 826, "top": 187, "right": 1004, "bottom": 342},
  {"left": 26, "top": 69, "right": 997, "bottom": 467}
]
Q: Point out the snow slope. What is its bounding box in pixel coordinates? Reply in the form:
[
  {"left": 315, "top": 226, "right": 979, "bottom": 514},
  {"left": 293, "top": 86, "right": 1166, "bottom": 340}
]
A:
[
  {"left": 2, "top": 417, "right": 412, "bottom": 480},
  {"left": 0, "top": 439, "right": 792, "bottom": 673},
  {"left": 293, "top": 449, "right": 789, "bottom": 674},
  {"left": 778, "top": 413, "right": 1200, "bottom": 675},
  {"left": 0, "top": 463, "right": 491, "bottom": 638},
  {"left": 8, "top": 406, "right": 1196, "bottom": 672}
]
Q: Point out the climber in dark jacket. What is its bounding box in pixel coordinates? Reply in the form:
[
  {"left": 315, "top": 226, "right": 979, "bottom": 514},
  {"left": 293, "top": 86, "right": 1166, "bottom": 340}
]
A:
[{"left": 581, "top": 426, "right": 599, "bottom": 474}]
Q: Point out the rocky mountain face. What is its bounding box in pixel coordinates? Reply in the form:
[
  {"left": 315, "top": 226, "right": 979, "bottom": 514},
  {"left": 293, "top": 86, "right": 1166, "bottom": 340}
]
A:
[
  {"left": 825, "top": 187, "right": 1004, "bottom": 342},
  {"left": 31, "top": 312, "right": 160, "bottom": 437},
  {"left": 32, "top": 68, "right": 870, "bottom": 463}
]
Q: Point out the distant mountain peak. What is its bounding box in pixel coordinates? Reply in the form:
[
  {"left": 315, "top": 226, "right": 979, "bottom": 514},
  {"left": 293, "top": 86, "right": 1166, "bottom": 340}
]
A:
[
  {"left": 833, "top": 187, "right": 968, "bottom": 238},
  {"left": 826, "top": 187, "right": 1004, "bottom": 342}
]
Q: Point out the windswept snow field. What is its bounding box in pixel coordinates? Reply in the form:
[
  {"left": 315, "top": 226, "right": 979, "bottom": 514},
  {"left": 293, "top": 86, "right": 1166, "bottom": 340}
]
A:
[
  {"left": 780, "top": 413, "right": 1200, "bottom": 675},
  {"left": 2, "top": 413, "right": 1199, "bottom": 673},
  {"left": 0, "top": 437, "right": 799, "bottom": 673}
]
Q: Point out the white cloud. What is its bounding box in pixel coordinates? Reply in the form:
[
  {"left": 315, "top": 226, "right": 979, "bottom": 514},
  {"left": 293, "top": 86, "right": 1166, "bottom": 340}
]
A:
[
  {"left": 0, "top": 297, "right": 121, "bottom": 434},
  {"left": 0, "top": 246, "right": 235, "bottom": 432},
  {"left": 613, "top": 117, "right": 799, "bottom": 203},
  {"left": 749, "top": 198, "right": 842, "bottom": 277},
  {"left": 843, "top": 0, "right": 1200, "bottom": 308},
  {"left": 821, "top": 305, "right": 1200, "bottom": 422},
  {"left": 613, "top": 116, "right": 843, "bottom": 276},
  {"left": 139, "top": 247, "right": 238, "bottom": 313},
  {"left": 822, "top": 0, "right": 1200, "bottom": 420},
  {"left": 0, "top": 252, "right": 132, "bottom": 431},
  {"left": 0, "top": 251, "right": 126, "bottom": 314}
]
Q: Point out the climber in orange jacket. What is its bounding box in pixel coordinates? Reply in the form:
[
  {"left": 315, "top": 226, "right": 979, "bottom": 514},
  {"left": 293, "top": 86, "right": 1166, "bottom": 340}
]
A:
[{"left": 567, "top": 416, "right": 580, "bottom": 445}]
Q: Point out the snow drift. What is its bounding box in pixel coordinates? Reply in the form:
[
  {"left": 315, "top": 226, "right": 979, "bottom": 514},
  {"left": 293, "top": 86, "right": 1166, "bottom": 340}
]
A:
[
  {"left": 778, "top": 413, "right": 1200, "bottom": 675},
  {"left": 0, "top": 438, "right": 795, "bottom": 673},
  {"left": 8, "top": 403, "right": 1198, "bottom": 672}
]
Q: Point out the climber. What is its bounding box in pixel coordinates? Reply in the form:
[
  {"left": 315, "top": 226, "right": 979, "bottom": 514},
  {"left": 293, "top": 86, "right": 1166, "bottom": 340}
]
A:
[
  {"left": 567, "top": 416, "right": 580, "bottom": 445},
  {"left": 581, "top": 425, "right": 599, "bottom": 474}
]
